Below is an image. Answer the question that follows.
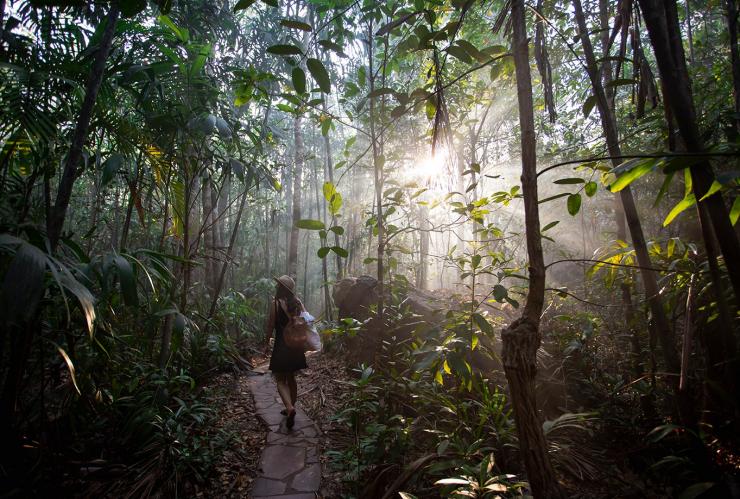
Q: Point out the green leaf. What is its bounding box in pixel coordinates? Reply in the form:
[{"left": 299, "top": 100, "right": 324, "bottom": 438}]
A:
[
  {"left": 233, "top": 0, "right": 256, "bottom": 11},
  {"left": 0, "top": 241, "right": 47, "bottom": 323},
  {"left": 266, "top": 44, "right": 302, "bottom": 56},
  {"left": 567, "top": 193, "right": 582, "bottom": 216},
  {"left": 585, "top": 181, "right": 598, "bottom": 197},
  {"left": 446, "top": 45, "right": 472, "bottom": 63},
  {"left": 295, "top": 219, "right": 325, "bottom": 230},
  {"left": 539, "top": 192, "right": 570, "bottom": 204},
  {"left": 699, "top": 180, "right": 722, "bottom": 201},
  {"left": 101, "top": 153, "right": 123, "bottom": 187},
  {"left": 291, "top": 67, "right": 306, "bottom": 94},
  {"left": 663, "top": 194, "right": 696, "bottom": 226},
  {"left": 435, "top": 478, "right": 470, "bottom": 486},
  {"left": 280, "top": 19, "right": 312, "bottom": 31},
  {"left": 317, "top": 247, "right": 330, "bottom": 258},
  {"left": 329, "top": 225, "right": 345, "bottom": 235},
  {"left": 307, "top": 58, "right": 331, "bottom": 93},
  {"left": 553, "top": 177, "right": 585, "bottom": 185},
  {"left": 609, "top": 158, "right": 656, "bottom": 192},
  {"left": 57, "top": 346, "right": 81, "bottom": 395},
  {"left": 582, "top": 94, "right": 597, "bottom": 118},
  {"left": 541, "top": 220, "right": 559, "bottom": 232},
  {"left": 157, "top": 15, "right": 187, "bottom": 42},
  {"left": 261, "top": 0, "right": 278, "bottom": 6},
  {"left": 472, "top": 313, "right": 493, "bottom": 334},
  {"left": 113, "top": 255, "right": 138, "bottom": 307},
  {"left": 493, "top": 284, "right": 507, "bottom": 301},
  {"left": 321, "top": 118, "right": 331, "bottom": 137},
  {"left": 331, "top": 246, "right": 349, "bottom": 258},
  {"left": 730, "top": 196, "right": 740, "bottom": 225},
  {"left": 425, "top": 98, "right": 436, "bottom": 120}
]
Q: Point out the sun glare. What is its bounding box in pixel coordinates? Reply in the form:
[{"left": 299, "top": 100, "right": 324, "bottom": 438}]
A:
[{"left": 405, "top": 149, "right": 449, "bottom": 181}]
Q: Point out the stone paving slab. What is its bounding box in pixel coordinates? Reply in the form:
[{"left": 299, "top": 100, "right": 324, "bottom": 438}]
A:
[{"left": 248, "top": 366, "right": 321, "bottom": 498}]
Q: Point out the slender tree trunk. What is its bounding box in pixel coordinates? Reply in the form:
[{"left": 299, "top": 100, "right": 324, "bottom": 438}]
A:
[
  {"left": 639, "top": 0, "right": 740, "bottom": 304},
  {"left": 48, "top": 4, "right": 120, "bottom": 250},
  {"left": 368, "top": 20, "right": 385, "bottom": 328},
  {"left": 574, "top": 0, "right": 695, "bottom": 427},
  {"left": 323, "top": 101, "right": 343, "bottom": 280},
  {"left": 288, "top": 116, "right": 304, "bottom": 278},
  {"left": 208, "top": 187, "right": 250, "bottom": 319},
  {"left": 501, "top": 2, "right": 563, "bottom": 497},
  {"left": 726, "top": 0, "right": 740, "bottom": 130}
]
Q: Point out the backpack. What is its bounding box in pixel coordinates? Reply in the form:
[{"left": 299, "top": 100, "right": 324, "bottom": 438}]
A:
[{"left": 277, "top": 299, "right": 321, "bottom": 352}]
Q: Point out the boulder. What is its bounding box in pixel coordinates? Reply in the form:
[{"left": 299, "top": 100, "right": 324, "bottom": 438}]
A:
[{"left": 332, "top": 275, "right": 379, "bottom": 321}]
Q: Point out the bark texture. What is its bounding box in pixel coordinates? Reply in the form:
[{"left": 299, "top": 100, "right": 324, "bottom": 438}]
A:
[
  {"left": 501, "top": 1, "right": 563, "bottom": 497},
  {"left": 48, "top": 5, "right": 120, "bottom": 250}
]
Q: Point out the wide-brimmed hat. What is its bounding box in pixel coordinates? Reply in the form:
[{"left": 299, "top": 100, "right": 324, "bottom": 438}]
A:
[{"left": 272, "top": 275, "right": 296, "bottom": 295}]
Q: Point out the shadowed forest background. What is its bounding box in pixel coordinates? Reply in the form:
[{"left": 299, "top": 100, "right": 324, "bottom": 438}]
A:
[{"left": 0, "top": 0, "right": 739, "bottom": 497}]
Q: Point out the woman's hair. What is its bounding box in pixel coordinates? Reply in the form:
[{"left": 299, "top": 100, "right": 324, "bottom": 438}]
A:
[{"left": 276, "top": 285, "right": 301, "bottom": 314}]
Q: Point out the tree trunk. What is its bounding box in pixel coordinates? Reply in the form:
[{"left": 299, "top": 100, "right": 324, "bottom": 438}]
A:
[
  {"left": 501, "top": 2, "right": 563, "bottom": 497},
  {"left": 288, "top": 116, "right": 304, "bottom": 278},
  {"left": 639, "top": 0, "right": 740, "bottom": 304},
  {"left": 48, "top": 4, "right": 120, "bottom": 250},
  {"left": 726, "top": 0, "right": 740, "bottom": 130},
  {"left": 208, "top": 186, "right": 250, "bottom": 319},
  {"left": 574, "top": 0, "right": 695, "bottom": 427},
  {"left": 368, "top": 20, "right": 385, "bottom": 330}
]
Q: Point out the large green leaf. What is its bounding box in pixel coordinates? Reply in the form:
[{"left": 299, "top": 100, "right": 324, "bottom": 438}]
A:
[
  {"left": 266, "top": 44, "right": 303, "bottom": 56},
  {"left": 0, "top": 240, "right": 46, "bottom": 323},
  {"left": 553, "top": 177, "right": 585, "bottom": 185},
  {"left": 307, "top": 58, "right": 331, "bottom": 93},
  {"left": 730, "top": 196, "right": 740, "bottom": 225},
  {"left": 609, "top": 158, "right": 656, "bottom": 192},
  {"left": 330, "top": 246, "right": 348, "bottom": 258},
  {"left": 101, "top": 153, "right": 123, "bottom": 187},
  {"left": 663, "top": 194, "right": 696, "bottom": 226},
  {"left": 113, "top": 255, "right": 139, "bottom": 307},
  {"left": 567, "top": 193, "right": 582, "bottom": 216},
  {"left": 295, "top": 219, "right": 325, "bottom": 230},
  {"left": 280, "top": 19, "right": 312, "bottom": 31},
  {"left": 291, "top": 67, "right": 306, "bottom": 94}
]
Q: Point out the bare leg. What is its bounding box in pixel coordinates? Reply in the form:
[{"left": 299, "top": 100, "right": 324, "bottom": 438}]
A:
[
  {"left": 288, "top": 372, "right": 298, "bottom": 406},
  {"left": 275, "top": 373, "right": 294, "bottom": 413}
]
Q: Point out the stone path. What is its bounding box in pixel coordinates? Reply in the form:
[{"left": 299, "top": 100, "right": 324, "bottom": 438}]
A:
[{"left": 247, "top": 366, "right": 321, "bottom": 498}]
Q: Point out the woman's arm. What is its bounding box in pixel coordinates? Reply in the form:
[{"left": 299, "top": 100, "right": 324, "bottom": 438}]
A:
[{"left": 265, "top": 299, "right": 276, "bottom": 342}]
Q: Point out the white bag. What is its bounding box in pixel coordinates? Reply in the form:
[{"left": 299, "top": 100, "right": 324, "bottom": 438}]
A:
[{"left": 300, "top": 311, "right": 322, "bottom": 352}]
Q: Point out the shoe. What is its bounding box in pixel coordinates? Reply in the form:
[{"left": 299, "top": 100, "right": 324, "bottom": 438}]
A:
[{"left": 286, "top": 409, "right": 296, "bottom": 429}]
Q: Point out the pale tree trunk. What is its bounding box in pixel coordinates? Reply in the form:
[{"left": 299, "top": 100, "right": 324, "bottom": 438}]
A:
[
  {"left": 368, "top": 20, "right": 385, "bottom": 327},
  {"left": 573, "top": 0, "right": 695, "bottom": 427},
  {"left": 288, "top": 116, "right": 304, "bottom": 279},
  {"left": 48, "top": 4, "right": 120, "bottom": 250},
  {"left": 501, "top": 1, "right": 563, "bottom": 497}
]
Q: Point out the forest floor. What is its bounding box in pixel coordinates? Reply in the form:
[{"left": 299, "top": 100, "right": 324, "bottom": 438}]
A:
[{"left": 199, "top": 349, "right": 352, "bottom": 498}]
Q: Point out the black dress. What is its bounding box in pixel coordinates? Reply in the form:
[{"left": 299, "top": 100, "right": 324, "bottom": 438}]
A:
[{"left": 268, "top": 300, "right": 308, "bottom": 373}]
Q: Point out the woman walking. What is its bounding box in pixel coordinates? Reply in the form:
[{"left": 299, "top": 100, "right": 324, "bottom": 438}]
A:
[{"left": 264, "top": 275, "right": 307, "bottom": 429}]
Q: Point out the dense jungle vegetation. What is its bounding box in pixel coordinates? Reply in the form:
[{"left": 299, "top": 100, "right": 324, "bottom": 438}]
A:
[{"left": 1, "top": 0, "right": 739, "bottom": 497}]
